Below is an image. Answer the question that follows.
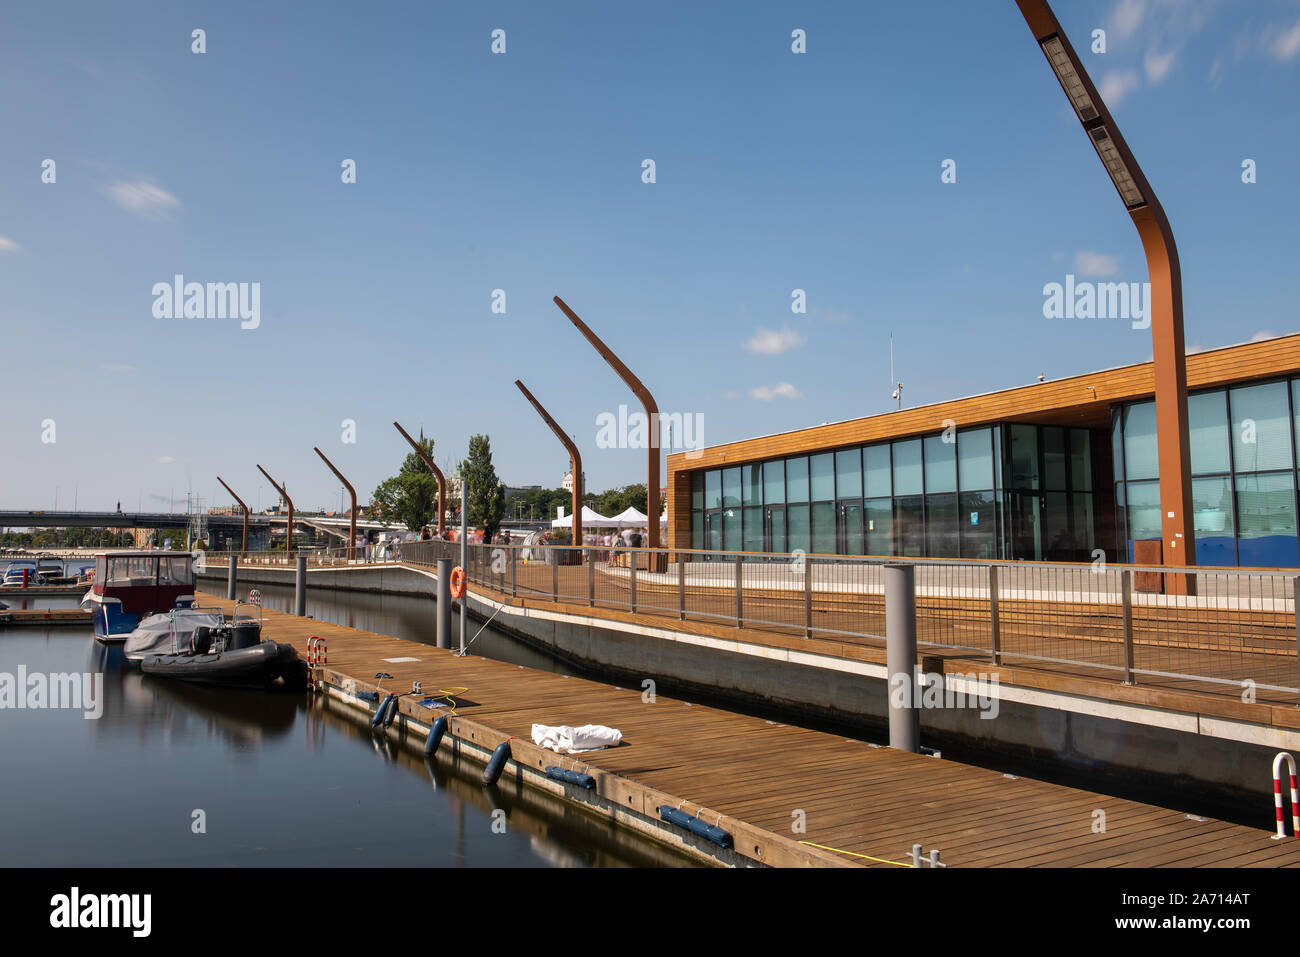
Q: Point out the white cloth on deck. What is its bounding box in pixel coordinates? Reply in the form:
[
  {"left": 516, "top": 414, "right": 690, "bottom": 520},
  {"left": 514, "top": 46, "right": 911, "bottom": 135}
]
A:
[{"left": 531, "top": 723, "right": 622, "bottom": 754}]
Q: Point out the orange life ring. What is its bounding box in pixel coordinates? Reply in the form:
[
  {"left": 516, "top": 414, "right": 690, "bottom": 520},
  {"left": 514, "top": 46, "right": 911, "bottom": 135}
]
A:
[{"left": 449, "top": 566, "right": 467, "bottom": 599}]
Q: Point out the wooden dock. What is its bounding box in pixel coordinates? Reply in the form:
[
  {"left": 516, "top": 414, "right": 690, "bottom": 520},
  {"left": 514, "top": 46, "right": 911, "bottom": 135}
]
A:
[
  {"left": 0, "top": 608, "right": 91, "bottom": 627},
  {"left": 195, "top": 589, "right": 1300, "bottom": 868}
]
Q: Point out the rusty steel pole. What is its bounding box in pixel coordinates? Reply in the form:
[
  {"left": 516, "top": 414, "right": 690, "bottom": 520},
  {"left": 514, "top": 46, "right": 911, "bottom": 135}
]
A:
[
  {"left": 314, "top": 447, "right": 357, "bottom": 561},
  {"left": 553, "top": 295, "right": 662, "bottom": 550},
  {"left": 515, "top": 379, "right": 583, "bottom": 548},
  {"left": 393, "top": 422, "right": 446, "bottom": 537},
  {"left": 1016, "top": 0, "right": 1195, "bottom": 590},
  {"left": 256, "top": 465, "right": 294, "bottom": 559},
  {"left": 215, "top": 476, "right": 249, "bottom": 557}
]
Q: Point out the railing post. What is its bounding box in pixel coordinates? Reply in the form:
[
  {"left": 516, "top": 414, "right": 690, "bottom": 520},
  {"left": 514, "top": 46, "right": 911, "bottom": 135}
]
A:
[
  {"left": 884, "top": 563, "right": 920, "bottom": 753},
  {"left": 1294, "top": 576, "right": 1299, "bottom": 707},
  {"left": 510, "top": 545, "right": 517, "bottom": 598},
  {"left": 294, "top": 555, "right": 307, "bottom": 616},
  {"left": 678, "top": 557, "right": 686, "bottom": 621},
  {"left": 436, "top": 557, "right": 452, "bottom": 650},
  {"left": 587, "top": 549, "right": 595, "bottom": 607},
  {"left": 552, "top": 552, "right": 558, "bottom": 603},
  {"left": 226, "top": 554, "right": 237, "bottom": 601},
  {"left": 1121, "top": 568, "right": 1135, "bottom": 685},
  {"left": 735, "top": 553, "right": 744, "bottom": 628},
  {"left": 630, "top": 556, "right": 638, "bottom": 614},
  {"left": 989, "top": 564, "right": 1001, "bottom": 666},
  {"left": 804, "top": 557, "right": 813, "bottom": 639}
]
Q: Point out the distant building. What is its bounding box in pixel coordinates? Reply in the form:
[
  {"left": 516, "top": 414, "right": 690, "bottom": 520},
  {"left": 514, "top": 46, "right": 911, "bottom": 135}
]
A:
[{"left": 563, "top": 470, "right": 586, "bottom": 493}]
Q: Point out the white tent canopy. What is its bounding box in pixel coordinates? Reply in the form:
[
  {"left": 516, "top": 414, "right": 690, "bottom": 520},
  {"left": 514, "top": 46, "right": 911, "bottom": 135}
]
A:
[
  {"left": 608, "top": 507, "right": 666, "bottom": 527},
  {"left": 551, "top": 505, "right": 615, "bottom": 529}
]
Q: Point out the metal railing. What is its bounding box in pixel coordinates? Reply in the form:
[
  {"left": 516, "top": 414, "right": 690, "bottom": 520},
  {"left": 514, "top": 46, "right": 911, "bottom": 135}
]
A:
[{"left": 395, "top": 540, "right": 1300, "bottom": 702}]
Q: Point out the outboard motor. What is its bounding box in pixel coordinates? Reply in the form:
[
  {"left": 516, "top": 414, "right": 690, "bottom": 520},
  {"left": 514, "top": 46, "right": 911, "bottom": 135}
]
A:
[
  {"left": 229, "top": 622, "right": 261, "bottom": 650},
  {"left": 190, "top": 626, "right": 213, "bottom": 656}
]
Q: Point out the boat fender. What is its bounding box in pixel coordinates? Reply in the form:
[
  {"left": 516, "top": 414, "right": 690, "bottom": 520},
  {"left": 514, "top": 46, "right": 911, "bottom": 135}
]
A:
[
  {"left": 659, "top": 805, "right": 734, "bottom": 849},
  {"left": 482, "top": 740, "right": 512, "bottom": 785},
  {"left": 545, "top": 767, "right": 595, "bottom": 789},
  {"left": 356, "top": 690, "right": 379, "bottom": 704},
  {"left": 382, "top": 693, "right": 402, "bottom": 728},
  {"left": 371, "top": 693, "right": 397, "bottom": 729},
  {"left": 424, "top": 716, "right": 448, "bottom": 756}
]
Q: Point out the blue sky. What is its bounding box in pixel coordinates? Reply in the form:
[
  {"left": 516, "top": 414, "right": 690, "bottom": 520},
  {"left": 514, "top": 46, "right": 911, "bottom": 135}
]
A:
[{"left": 2, "top": 0, "right": 1298, "bottom": 515}]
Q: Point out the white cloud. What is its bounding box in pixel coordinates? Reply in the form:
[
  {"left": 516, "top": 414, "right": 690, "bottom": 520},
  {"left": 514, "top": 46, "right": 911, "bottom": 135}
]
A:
[
  {"left": 1074, "top": 251, "right": 1121, "bottom": 277},
  {"left": 1270, "top": 20, "right": 1300, "bottom": 60},
  {"left": 1144, "top": 48, "right": 1176, "bottom": 83},
  {"left": 1098, "top": 70, "right": 1140, "bottom": 105},
  {"left": 0, "top": 235, "right": 19, "bottom": 252},
  {"left": 1249, "top": 330, "right": 1275, "bottom": 343},
  {"left": 154, "top": 456, "right": 176, "bottom": 464},
  {"left": 751, "top": 382, "right": 803, "bottom": 401},
  {"left": 1110, "top": 0, "right": 1147, "bottom": 42},
  {"left": 744, "top": 326, "right": 806, "bottom": 355},
  {"left": 105, "top": 180, "right": 180, "bottom": 221}
]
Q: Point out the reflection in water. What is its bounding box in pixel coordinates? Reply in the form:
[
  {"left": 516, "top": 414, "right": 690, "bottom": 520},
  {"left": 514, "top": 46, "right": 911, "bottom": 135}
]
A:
[{"left": 0, "top": 627, "right": 696, "bottom": 867}]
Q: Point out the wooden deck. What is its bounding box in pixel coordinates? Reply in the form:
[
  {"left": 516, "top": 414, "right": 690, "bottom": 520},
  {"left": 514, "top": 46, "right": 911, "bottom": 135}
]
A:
[{"left": 199, "top": 588, "right": 1300, "bottom": 867}]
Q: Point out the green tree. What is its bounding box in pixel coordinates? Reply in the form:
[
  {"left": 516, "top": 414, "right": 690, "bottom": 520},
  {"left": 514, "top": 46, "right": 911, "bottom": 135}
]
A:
[
  {"left": 370, "top": 437, "right": 440, "bottom": 531},
  {"left": 462, "top": 434, "right": 506, "bottom": 542},
  {"left": 584, "top": 483, "right": 647, "bottom": 517}
]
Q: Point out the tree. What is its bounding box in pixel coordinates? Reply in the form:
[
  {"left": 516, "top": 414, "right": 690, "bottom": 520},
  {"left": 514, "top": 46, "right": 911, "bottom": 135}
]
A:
[
  {"left": 584, "top": 483, "right": 647, "bottom": 517},
  {"left": 369, "top": 437, "right": 440, "bottom": 531},
  {"left": 462, "top": 434, "right": 506, "bottom": 542}
]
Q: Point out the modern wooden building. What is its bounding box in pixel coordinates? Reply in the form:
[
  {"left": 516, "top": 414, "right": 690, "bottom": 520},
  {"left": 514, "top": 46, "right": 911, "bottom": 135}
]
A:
[{"left": 667, "top": 333, "right": 1300, "bottom": 566}]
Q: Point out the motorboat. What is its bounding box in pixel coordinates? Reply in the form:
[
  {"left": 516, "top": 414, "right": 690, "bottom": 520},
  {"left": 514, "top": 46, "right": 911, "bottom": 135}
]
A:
[
  {"left": 133, "top": 600, "right": 307, "bottom": 691},
  {"left": 81, "top": 551, "right": 197, "bottom": 642}
]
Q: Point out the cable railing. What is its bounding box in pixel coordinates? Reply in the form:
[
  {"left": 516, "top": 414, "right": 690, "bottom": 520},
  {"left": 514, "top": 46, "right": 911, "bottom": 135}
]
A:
[{"left": 200, "top": 541, "right": 1300, "bottom": 702}]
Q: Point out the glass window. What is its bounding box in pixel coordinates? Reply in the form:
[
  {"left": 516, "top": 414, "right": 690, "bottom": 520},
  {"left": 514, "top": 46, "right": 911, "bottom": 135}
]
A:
[
  {"left": 767, "top": 506, "right": 786, "bottom": 553},
  {"left": 892, "top": 440, "right": 923, "bottom": 495},
  {"left": 835, "top": 449, "right": 862, "bottom": 498},
  {"left": 809, "top": 453, "right": 835, "bottom": 501},
  {"left": 865, "top": 497, "right": 893, "bottom": 556},
  {"left": 785, "top": 457, "right": 809, "bottom": 503},
  {"left": 690, "top": 472, "right": 704, "bottom": 511},
  {"left": 864, "top": 445, "right": 891, "bottom": 497},
  {"left": 925, "top": 493, "right": 958, "bottom": 557},
  {"left": 742, "top": 507, "right": 763, "bottom": 553},
  {"left": 960, "top": 490, "right": 997, "bottom": 560},
  {"left": 1071, "top": 493, "right": 1095, "bottom": 557},
  {"left": 992, "top": 426, "right": 1003, "bottom": 490},
  {"left": 1043, "top": 427, "right": 1067, "bottom": 491},
  {"left": 1192, "top": 476, "right": 1235, "bottom": 566},
  {"left": 762, "top": 460, "right": 785, "bottom": 505},
  {"left": 742, "top": 465, "right": 761, "bottom": 505},
  {"left": 722, "top": 507, "right": 741, "bottom": 552},
  {"left": 722, "top": 467, "right": 741, "bottom": 508},
  {"left": 957, "top": 428, "right": 994, "bottom": 491},
  {"left": 1188, "top": 390, "right": 1230, "bottom": 475},
  {"left": 923, "top": 435, "right": 957, "bottom": 494},
  {"left": 706, "top": 511, "right": 721, "bottom": 551},
  {"left": 839, "top": 500, "right": 864, "bottom": 555},
  {"left": 811, "top": 502, "right": 835, "bottom": 554},
  {"left": 786, "top": 504, "right": 810, "bottom": 554},
  {"left": 1123, "top": 402, "right": 1158, "bottom": 481},
  {"left": 106, "top": 557, "right": 132, "bottom": 584},
  {"left": 691, "top": 511, "right": 703, "bottom": 549},
  {"left": 159, "top": 556, "right": 192, "bottom": 585},
  {"left": 1070, "top": 430, "right": 1092, "bottom": 492},
  {"left": 705, "top": 470, "right": 722, "bottom": 510},
  {"left": 1111, "top": 410, "right": 1124, "bottom": 487},
  {"left": 1007, "top": 425, "right": 1040, "bottom": 489},
  {"left": 1231, "top": 381, "right": 1293, "bottom": 473},
  {"left": 1043, "top": 491, "right": 1073, "bottom": 559},
  {"left": 1124, "top": 480, "right": 1162, "bottom": 560},
  {"left": 893, "top": 495, "right": 925, "bottom": 556},
  {"left": 1235, "top": 472, "right": 1298, "bottom": 566}
]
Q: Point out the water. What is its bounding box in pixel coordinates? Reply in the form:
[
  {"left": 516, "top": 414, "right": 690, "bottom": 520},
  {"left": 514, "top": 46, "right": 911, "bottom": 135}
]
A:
[{"left": 0, "top": 627, "right": 694, "bottom": 866}]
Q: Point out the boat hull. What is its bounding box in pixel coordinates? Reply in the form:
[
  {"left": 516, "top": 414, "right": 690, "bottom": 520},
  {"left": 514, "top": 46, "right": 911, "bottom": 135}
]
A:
[{"left": 140, "top": 642, "right": 305, "bottom": 691}]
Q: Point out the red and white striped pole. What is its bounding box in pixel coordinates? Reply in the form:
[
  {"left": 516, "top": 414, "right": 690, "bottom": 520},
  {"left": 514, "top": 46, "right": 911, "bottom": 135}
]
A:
[{"left": 1272, "top": 752, "right": 1298, "bottom": 839}]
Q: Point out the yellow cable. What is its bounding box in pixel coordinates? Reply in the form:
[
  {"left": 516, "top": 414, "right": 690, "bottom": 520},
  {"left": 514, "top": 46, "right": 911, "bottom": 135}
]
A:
[
  {"left": 798, "top": 841, "right": 914, "bottom": 867},
  {"left": 425, "top": 686, "right": 468, "bottom": 716}
]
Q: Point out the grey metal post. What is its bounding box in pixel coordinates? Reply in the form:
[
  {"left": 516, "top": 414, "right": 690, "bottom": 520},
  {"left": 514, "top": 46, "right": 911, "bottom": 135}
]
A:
[
  {"left": 678, "top": 558, "right": 686, "bottom": 621},
  {"left": 552, "top": 555, "right": 558, "bottom": 601},
  {"left": 1295, "top": 577, "right": 1300, "bottom": 706},
  {"left": 459, "top": 481, "right": 467, "bottom": 654},
  {"left": 1121, "top": 568, "right": 1135, "bottom": 685},
  {"left": 629, "top": 558, "right": 638, "bottom": 614},
  {"left": 803, "top": 559, "right": 812, "bottom": 639},
  {"left": 436, "top": 558, "right": 452, "bottom": 649},
  {"left": 227, "top": 554, "right": 237, "bottom": 601},
  {"left": 587, "top": 550, "right": 595, "bottom": 607},
  {"left": 989, "top": 564, "right": 1002, "bottom": 666},
  {"left": 735, "top": 554, "right": 744, "bottom": 628},
  {"left": 510, "top": 546, "right": 517, "bottom": 598},
  {"left": 294, "top": 555, "right": 307, "bottom": 616},
  {"left": 884, "top": 563, "right": 920, "bottom": 753}
]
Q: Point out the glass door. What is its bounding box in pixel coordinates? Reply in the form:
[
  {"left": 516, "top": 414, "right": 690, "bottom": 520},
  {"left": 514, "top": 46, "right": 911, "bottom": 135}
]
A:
[
  {"left": 838, "top": 500, "right": 864, "bottom": 555},
  {"left": 765, "top": 506, "right": 786, "bottom": 555}
]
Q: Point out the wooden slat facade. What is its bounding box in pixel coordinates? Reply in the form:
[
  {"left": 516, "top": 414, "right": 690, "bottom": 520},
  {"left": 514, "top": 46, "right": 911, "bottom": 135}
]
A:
[{"left": 666, "top": 334, "right": 1300, "bottom": 550}]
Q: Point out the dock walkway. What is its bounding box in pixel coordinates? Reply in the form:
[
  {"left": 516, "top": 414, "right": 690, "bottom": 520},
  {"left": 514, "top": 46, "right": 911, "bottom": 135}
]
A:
[{"left": 198, "top": 589, "right": 1300, "bottom": 868}]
